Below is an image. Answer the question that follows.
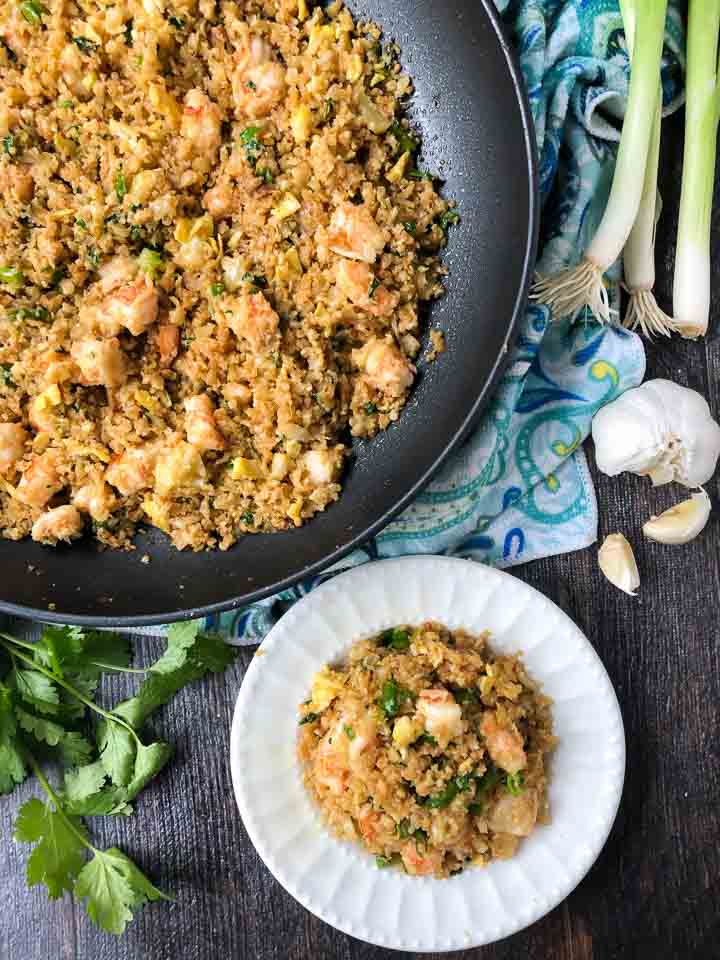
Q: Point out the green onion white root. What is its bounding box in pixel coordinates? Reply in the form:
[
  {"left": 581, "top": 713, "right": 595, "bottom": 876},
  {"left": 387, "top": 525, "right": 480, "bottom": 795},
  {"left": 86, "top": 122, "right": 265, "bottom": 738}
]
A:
[{"left": 532, "top": 0, "right": 669, "bottom": 324}]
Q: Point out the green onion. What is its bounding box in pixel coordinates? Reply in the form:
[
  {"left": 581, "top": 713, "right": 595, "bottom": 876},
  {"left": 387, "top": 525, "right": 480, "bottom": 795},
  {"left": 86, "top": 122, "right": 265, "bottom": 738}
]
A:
[
  {"left": 364, "top": 401, "right": 377, "bottom": 415},
  {"left": 240, "top": 510, "right": 254, "bottom": 525},
  {"left": 241, "top": 271, "right": 266, "bottom": 288},
  {"left": 124, "top": 20, "right": 134, "bottom": 46},
  {"left": 19, "top": 0, "right": 47, "bottom": 25},
  {"left": 389, "top": 121, "right": 419, "bottom": 156},
  {"left": 438, "top": 209, "right": 460, "bottom": 233},
  {"left": 0, "top": 266, "right": 24, "bottom": 291},
  {"left": 408, "top": 169, "right": 434, "bottom": 182},
  {"left": 320, "top": 99, "right": 335, "bottom": 123},
  {"left": 87, "top": 247, "right": 100, "bottom": 270},
  {"left": 367, "top": 276, "right": 380, "bottom": 299},
  {"left": 397, "top": 818, "right": 411, "bottom": 839},
  {"left": 47, "top": 265, "right": 67, "bottom": 289},
  {"left": 426, "top": 781, "right": 458, "bottom": 809},
  {"left": 256, "top": 166, "right": 274, "bottom": 184},
  {"left": 343, "top": 724, "right": 355, "bottom": 740},
  {"left": 240, "top": 126, "right": 262, "bottom": 164},
  {"left": 375, "top": 855, "right": 392, "bottom": 868},
  {"left": 450, "top": 686, "right": 479, "bottom": 705},
  {"left": 415, "top": 733, "right": 437, "bottom": 748},
  {"left": 532, "top": 0, "right": 669, "bottom": 323},
  {"left": 401, "top": 220, "right": 417, "bottom": 236},
  {"left": 7, "top": 305, "right": 49, "bottom": 322},
  {"left": 71, "top": 36, "right": 98, "bottom": 55},
  {"left": 245, "top": 80, "right": 257, "bottom": 91},
  {"left": 210, "top": 281, "right": 225, "bottom": 296},
  {"left": 59, "top": 99, "right": 74, "bottom": 109},
  {"left": 620, "top": 1, "right": 674, "bottom": 339},
  {"left": 167, "top": 14, "right": 185, "bottom": 28},
  {"left": 0, "top": 363, "right": 14, "bottom": 386},
  {"left": 378, "top": 679, "right": 399, "bottom": 718},
  {"left": 138, "top": 247, "right": 164, "bottom": 278},
  {"left": 378, "top": 627, "right": 410, "bottom": 651},
  {"left": 114, "top": 170, "right": 127, "bottom": 201},
  {"left": 672, "top": 0, "right": 720, "bottom": 338},
  {"left": 1, "top": 38, "right": 17, "bottom": 62},
  {"left": 75, "top": 217, "right": 87, "bottom": 230},
  {"left": 505, "top": 771, "right": 525, "bottom": 796},
  {"left": 2, "top": 134, "right": 15, "bottom": 156},
  {"left": 298, "top": 712, "right": 319, "bottom": 725}
]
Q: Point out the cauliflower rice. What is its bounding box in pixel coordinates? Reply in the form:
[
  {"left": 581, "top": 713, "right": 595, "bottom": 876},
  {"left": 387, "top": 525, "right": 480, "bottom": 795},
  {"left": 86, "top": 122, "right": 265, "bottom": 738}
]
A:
[
  {"left": 298, "top": 622, "right": 556, "bottom": 879},
  {"left": 0, "top": 0, "right": 455, "bottom": 551}
]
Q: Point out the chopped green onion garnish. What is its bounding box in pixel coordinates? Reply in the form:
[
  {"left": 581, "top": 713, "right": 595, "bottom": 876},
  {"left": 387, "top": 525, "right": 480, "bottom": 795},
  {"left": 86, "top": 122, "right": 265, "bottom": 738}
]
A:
[
  {"left": 240, "top": 126, "right": 262, "bottom": 164},
  {"left": 298, "top": 712, "right": 319, "bottom": 725},
  {"left": 505, "top": 770, "right": 525, "bottom": 796},
  {"left": 408, "top": 169, "right": 435, "bottom": 182},
  {"left": 167, "top": 14, "right": 185, "bottom": 28},
  {"left": 389, "top": 121, "right": 419, "bottom": 156},
  {"left": 375, "top": 855, "right": 392, "bottom": 869},
  {"left": 438, "top": 209, "right": 460, "bottom": 232},
  {"left": 367, "top": 277, "right": 380, "bottom": 299},
  {"left": 138, "top": 247, "right": 164, "bottom": 278},
  {"left": 59, "top": 99, "right": 74, "bottom": 109},
  {"left": 343, "top": 725, "right": 355, "bottom": 740},
  {"left": 71, "top": 36, "right": 99, "bottom": 54},
  {"left": 19, "top": 0, "right": 47, "bottom": 26},
  {"left": 401, "top": 220, "right": 417, "bottom": 235},
  {"left": 87, "top": 247, "right": 100, "bottom": 269},
  {"left": 364, "top": 401, "right": 377, "bottom": 415},
  {"left": 0, "top": 363, "right": 14, "bottom": 387},
  {"left": 75, "top": 217, "right": 87, "bottom": 230},
  {"left": 320, "top": 99, "right": 335, "bottom": 123},
  {"left": 2, "top": 134, "right": 15, "bottom": 156},
  {"left": 240, "top": 510, "right": 254, "bottom": 525},
  {"left": 210, "top": 282, "right": 225, "bottom": 296},
  {"left": 0, "top": 266, "right": 24, "bottom": 291},
  {"left": 379, "top": 628, "right": 410, "bottom": 651},
  {"left": 256, "top": 166, "right": 273, "bottom": 184},
  {"left": 114, "top": 170, "right": 127, "bottom": 201}
]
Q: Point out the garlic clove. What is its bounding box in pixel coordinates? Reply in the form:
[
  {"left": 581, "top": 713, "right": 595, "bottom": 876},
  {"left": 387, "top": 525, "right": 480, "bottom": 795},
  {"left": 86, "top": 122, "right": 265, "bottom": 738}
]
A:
[
  {"left": 598, "top": 533, "right": 640, "bottom": 596},
  {"left": 642, "top": 490, "right": 711, "bottom": 545}
]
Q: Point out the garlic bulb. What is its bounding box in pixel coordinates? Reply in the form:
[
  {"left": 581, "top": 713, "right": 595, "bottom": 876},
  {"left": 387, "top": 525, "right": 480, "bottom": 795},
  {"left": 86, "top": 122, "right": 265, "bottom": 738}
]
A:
[
  {"left": 598, "top": 533, "right": 640, "bottom": 596},
  {"left": 643, "top": 490, "right": 711, "bottom": 545},
  {"left": 592, "top": 379, "right": 720, "bottom": 488}
]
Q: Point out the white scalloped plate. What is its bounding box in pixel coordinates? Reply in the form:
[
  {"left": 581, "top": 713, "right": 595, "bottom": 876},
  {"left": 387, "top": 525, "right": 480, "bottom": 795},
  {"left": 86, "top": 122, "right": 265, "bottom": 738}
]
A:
[{"left": 230, "top": 557, "right": 625, "bottom": 952}]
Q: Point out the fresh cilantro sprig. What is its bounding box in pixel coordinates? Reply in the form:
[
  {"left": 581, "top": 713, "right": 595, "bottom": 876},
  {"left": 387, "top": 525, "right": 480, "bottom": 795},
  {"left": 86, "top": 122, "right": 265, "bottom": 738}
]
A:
[{"left": 0, "top": 621, "right": 237, "bottom": 934}]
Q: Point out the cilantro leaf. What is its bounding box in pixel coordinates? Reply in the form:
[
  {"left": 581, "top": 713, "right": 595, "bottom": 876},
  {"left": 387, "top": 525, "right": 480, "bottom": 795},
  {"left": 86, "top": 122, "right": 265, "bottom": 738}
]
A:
[
  {"left": 150, "top": 620, "right": 202, "bottom": 674},
  {"left": 34, "top": 625, "right": 84, "bottom": 676},
  {"left": 36, "top": 626, "right": 131, "bottom": 679},
  {"left": 75, "top": 848, "right": 168, "bottom": 935},
  {"left": 123, "top": 741, "right": 172, "bottom": 802},
  {"left": 63, "top": 762, "right": 132, "bottom": 817},
  {"left": 10, "top": 668, "right": 60, "bottom": 715},
  {"left": 97, "top": 720, "right": 135, "bottom": 787},
  {"left": 113, "top": 630, "right": 236, "bottom": 728},
  {"left": 0, "top": 683, "right": 26, "bottom": 794},
  {"left": 14, "top": 706, "right": 93, "bottom": 766},
  {"left": 14, "top": 797, "right": 88, "bottom": 898}
]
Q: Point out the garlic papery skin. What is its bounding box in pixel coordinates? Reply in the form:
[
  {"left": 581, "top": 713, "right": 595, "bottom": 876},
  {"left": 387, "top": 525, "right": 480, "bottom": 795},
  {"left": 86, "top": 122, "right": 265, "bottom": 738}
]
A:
[
  {"left": 598, "top": 533, "right": 640, "bottom": 596},
  {"left": 592, "top": 379, "right": 720, "bottom": 488},
  {"left": 642, "top": 490, "right": 711, "bottom": 545}
]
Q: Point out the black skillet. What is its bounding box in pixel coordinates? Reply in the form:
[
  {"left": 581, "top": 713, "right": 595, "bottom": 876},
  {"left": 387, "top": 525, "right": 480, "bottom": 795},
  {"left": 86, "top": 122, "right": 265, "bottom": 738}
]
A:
[{"left": 0, "top": 0, "right": 538, "bottom": 626}]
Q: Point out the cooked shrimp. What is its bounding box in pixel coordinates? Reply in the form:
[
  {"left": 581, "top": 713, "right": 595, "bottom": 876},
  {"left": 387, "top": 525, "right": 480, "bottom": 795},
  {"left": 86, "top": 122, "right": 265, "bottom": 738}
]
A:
[
  {"left": 16, "top": 452, "right": 62, "bottom": 508},
  {"left": 181, "top": 89, "right": 222, "bottom": 155},
  {"left": 31, "top": 505, "right": 83, "bottom": 545},
  {"left": 400, "top": 842, "right": 443, "bottom": 877},
  {"left": 203, "top": 180, "right": 235, "bottom": 220},
  {"left": 313, "top": 721, "right": 350, "bottom": 796},
  {"left": 0, "top": 422, "right": 27, "bottom": 473},
  {"left": 303, "top": 449, "right": 339, "bottom": 486},
  {"left": 335, "top": 259, "right": 398, "bottom": 317},
  {"left": 357, "top": 805, "right": 383, "bottom": 845},
  {"left": 99, "top": 254, "right": 137, "bottom": 294},
  {"left": 155, "top": 324, "right": 180, "bottom": 367},
  {"left": 416, "top": 689, "right": 464, "bottom": 748},
  {"left": 72, "top": 478, "right": 115, "bottom": 522},
  {"left": 486, "top": 788, "right": 538, "bottom": 837},
  {"left": 225, "top": 291, "right": 280, "bottom": 353},
  {"left": 71, "top": 337, "right": 127, "bottom": 388},
  {"left": 232, "top": 35, "right": 286, "bottom": 117},
  {"left": 105, "top": 445, "right": 159, "bottom": 496},
  {"left": 352, "top": 338, "right": 414, "bottom": 397},
  {"left": 100, "top": 279, "right": 159, "bottom": 337},
  {"left": 327, "top": 202, "right": 386, "bottom": 263},
  {"left": 480, "top": 712, "right": 527, "bottom": 775},
  {"left": 184, "top": 395, "right": 226, "bottom": 451}
]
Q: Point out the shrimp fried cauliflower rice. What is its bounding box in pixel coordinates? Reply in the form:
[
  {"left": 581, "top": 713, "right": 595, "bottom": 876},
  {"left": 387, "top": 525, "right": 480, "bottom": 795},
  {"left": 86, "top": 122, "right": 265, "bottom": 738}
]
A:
[
  {"left": 0, "top": 0, "right": 455, "bottom": 551},
  {"left": 298, "top": 623, "right": 556, "bottom": 878}
]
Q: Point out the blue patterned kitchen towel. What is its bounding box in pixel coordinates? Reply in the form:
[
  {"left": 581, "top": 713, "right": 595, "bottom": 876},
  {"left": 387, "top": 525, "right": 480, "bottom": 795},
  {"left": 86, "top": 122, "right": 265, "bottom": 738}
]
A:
[{"left": 138, "top": 0, "right": 685, "bottom": 643}]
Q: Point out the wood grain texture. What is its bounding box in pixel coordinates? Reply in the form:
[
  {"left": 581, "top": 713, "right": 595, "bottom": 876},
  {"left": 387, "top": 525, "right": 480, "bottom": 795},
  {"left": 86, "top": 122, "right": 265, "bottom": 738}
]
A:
[{"left": 2, "top": 110, "right": 720, "bottom": 960}]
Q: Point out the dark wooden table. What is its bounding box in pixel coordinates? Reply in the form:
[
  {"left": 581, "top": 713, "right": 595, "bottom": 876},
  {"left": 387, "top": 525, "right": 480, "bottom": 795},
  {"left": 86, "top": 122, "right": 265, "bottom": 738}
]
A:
[{"left": 2, "top": 110, "right": 719, "bottom": 960}]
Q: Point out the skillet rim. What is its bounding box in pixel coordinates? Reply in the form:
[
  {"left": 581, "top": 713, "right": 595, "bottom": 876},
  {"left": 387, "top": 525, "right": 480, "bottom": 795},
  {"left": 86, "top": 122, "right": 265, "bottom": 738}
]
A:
[{"left": 1, "top": 0, "right": 539, "bottom": 628}]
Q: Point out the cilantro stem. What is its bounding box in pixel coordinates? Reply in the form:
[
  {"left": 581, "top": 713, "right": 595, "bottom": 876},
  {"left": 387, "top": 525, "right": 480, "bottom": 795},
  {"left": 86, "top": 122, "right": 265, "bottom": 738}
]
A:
[
  {"left": 23, "top": 749, "right": 98, "bottom": 855},
  {"left": 0, "top": 637, "right": 144, "bottom": 746},
  {"left": 0, "top": 635, "right": 147, "bottom": 674}
]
